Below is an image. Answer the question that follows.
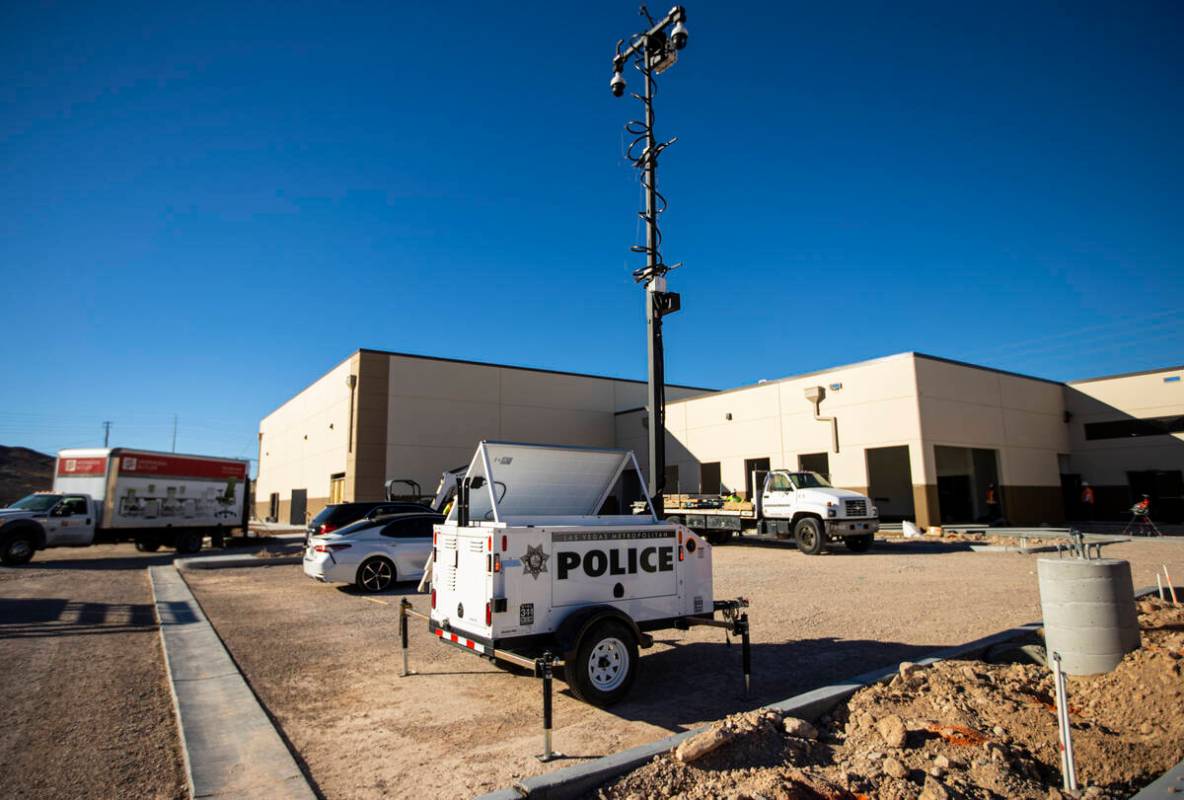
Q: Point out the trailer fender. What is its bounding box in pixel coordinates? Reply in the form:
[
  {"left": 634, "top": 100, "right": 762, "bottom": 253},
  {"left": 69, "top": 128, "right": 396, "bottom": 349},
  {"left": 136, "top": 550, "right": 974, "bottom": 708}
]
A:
[
  {"left": 555, "top": 605, "right": 651, "bottom": 659},
  {"left": 1, "top": 520, "right": 47, "bottom": 551}
]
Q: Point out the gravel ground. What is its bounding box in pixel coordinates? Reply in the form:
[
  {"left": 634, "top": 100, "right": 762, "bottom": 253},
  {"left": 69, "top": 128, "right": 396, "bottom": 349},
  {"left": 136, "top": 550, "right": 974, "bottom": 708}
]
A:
[
  {"left": 0, "top": 544, "right": 186, "bottom": 800},
  {"left": 184, "top": 536, "right": 1184, "bottom": 799}
]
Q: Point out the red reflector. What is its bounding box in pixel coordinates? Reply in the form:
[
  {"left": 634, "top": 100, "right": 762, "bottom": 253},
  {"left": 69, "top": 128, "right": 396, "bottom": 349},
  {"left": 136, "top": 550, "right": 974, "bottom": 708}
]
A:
[
  {"left": 678, "top": 547, "right": 684, "bottom": 562},
  {"left": 485, "top": 602, "right": 492, "bottom": 625},
  {"left": 501, "top": 535, "right": 507, "bottom": 552},
  {"left": 487, "top": 535, "right": 493, "bottom": 551},
  {"left": 433, "top": 530, "right": 438, "bottom": 545},
  {"left": 430, "top": 589, "right": 436, "bottom": 609}
]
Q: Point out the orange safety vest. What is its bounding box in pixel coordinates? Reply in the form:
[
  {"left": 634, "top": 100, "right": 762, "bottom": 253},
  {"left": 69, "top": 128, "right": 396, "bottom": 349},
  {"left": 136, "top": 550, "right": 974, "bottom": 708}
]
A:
[
  {"left": 1081, "top": 486, "right": 1095, "bottom": 504},
  {"left": 986, "top": 488, "right": 996, "bottom": 504}
]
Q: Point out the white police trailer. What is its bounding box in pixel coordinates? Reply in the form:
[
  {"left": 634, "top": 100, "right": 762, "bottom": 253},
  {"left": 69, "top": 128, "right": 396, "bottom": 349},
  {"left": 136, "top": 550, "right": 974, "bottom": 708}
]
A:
[{"left": 425, "top": 441, "right": 749, "bottom": 709}]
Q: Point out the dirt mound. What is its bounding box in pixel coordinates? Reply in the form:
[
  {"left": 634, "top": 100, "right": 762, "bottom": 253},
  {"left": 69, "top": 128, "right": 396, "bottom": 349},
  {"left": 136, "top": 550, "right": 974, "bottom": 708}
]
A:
[
  {"left": 0, "top": 444, "right": 53, "bottom": 505},
  {"left": 598, "top": 599, "right": 1184, "bottom": 800}
]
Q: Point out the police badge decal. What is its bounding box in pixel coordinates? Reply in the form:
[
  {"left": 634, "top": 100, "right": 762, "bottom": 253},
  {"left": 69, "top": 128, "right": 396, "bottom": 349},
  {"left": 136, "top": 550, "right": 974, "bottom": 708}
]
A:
[{"left": 522, "top": 544, "right": 549, "bottom": 580}]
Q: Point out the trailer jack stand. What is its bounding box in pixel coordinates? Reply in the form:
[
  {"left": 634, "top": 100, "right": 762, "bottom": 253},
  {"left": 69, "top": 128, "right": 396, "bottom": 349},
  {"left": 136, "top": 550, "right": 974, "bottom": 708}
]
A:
[
  {"left": 534, "top": 652, "right": 564, "bottom": 763},
  {"left": 689, "top": 599, "right": 752, "bottom": 697}
]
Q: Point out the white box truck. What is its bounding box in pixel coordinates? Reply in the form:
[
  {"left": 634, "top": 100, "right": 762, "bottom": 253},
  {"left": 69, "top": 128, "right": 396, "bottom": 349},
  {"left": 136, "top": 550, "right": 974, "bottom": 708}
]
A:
[
  {"left": 0, "top": 447, "right": 249, "bottom": 565},
  {"left": 428, "top": 441, "right": 748, "bottom": 707}
]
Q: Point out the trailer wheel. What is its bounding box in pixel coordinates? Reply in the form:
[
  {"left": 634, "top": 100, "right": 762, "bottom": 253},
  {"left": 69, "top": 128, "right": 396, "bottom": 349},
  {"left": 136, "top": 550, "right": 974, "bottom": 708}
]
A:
[
  {"left": 793, "top": 517, "right": 825, "bottom": 555},
  {"left": 1, "top": 532, "right": 36, "bottom": 566},
  {"left": 175, "top": 531, "right": 204, "bottom": 554},
  {"left": 356, "top": 557, "right": 395, "bottom": 593},
  {"left": 135, "top": 539, "right": 161, "bottom": 553},
  {"left": 705, "top": 530, "right": 733, "bottom": 545},
  {"left": 844, "top": 534, "right": 874, "bottom": 553},
  {"left": 568, "top": 620, "right": 638, "bottom": 707}
]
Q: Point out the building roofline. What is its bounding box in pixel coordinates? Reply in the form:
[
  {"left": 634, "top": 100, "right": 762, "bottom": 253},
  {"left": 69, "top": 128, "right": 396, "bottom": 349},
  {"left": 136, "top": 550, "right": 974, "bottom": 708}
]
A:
[
  {"left": 259, "top": 350, "right": 360, "bottom": 423},
  {"left": 651, "top": 350, "right": 1066, "bottom": 406},
  {"left": 357, "top": 347, "right": 717, "bottom": 392},
  {"left": 1067, "top": 364, "right": 1184, "bottom": 385},
  {"left": 909, "top": 353, "right": 1064, "bottom": 386}
]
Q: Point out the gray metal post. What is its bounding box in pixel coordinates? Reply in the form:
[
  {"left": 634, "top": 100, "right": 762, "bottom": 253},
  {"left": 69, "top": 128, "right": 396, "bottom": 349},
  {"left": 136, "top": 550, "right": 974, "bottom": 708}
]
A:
[{"left": 535, "top": 652, "right": 562, "bottom": 762}]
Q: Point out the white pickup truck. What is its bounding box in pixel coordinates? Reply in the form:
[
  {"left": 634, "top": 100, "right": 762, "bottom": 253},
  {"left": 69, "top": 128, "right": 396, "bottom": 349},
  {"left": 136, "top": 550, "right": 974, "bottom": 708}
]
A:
[
  {"left": 664, "top": 469, "right": 879, "bottom": 554},
  {"left": 0, "top": 447, "right": 249, "bottom": 565}
]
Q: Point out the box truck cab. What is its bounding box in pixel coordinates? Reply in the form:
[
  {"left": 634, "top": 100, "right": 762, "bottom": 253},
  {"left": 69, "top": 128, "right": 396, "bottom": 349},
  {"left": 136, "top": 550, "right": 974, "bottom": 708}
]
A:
[
  {"left": 428, "top": 441, "right": 745, "bottom": 706},
  {"left": 0, "top": 448, "right": 249, "bottom": 565}
]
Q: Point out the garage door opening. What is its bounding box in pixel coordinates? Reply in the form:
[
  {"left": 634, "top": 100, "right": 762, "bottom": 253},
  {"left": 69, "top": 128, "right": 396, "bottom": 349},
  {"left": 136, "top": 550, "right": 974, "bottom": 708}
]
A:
[
  {"left": 935, "top": 446, "right": 1001, "bottom": 524},
  {"left": 866, "top": 446, "right": 915, "bottom": 522},
  {"left": 798, "top": 452, "right": 830, "bottom": 481}
]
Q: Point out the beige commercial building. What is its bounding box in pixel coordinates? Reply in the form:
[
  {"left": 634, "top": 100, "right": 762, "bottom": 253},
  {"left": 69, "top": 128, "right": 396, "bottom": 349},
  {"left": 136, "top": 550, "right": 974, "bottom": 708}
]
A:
[
  {"left": 257, "top": 349, "right": 1183, "bottom": 527},
  {"left": 255, "top": 349, "right": 711, "bottom": 523}
]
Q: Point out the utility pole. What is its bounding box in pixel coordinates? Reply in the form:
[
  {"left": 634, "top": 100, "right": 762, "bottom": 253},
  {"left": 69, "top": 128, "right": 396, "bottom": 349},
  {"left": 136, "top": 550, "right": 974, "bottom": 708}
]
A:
[
  {"left": 610, "top": 5, "right": 688, "bottom": 511},
  {"left": 102, "top": 421, "right": 112, "bottom": 447},
  {"left": 171, "top": 415, "right": 177, "bottom": 453}
]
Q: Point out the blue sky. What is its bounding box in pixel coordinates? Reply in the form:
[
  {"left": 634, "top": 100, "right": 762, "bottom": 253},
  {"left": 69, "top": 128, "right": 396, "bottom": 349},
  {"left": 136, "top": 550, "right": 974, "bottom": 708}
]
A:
[{"left": 2, "top": 1, "right": 1181, "bottom": 462}]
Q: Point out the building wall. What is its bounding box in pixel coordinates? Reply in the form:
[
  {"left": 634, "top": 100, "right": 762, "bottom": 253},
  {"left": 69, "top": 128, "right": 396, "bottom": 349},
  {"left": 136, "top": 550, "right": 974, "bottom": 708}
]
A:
[
  {"left": 913, "top": 357, "right": 1069, "bottom": 526},
  {"left": 379, "top": 353, "right": 708, "bottom": 495},
  {"left": 1064, "top": 367, "right": 1184, "bottom": 519},
  {"left": 255, "top": 353, "right": 357, "bottom": 521},
  {"left": 618, "top": 353, "right": 927, "bottom": 516},
  {"left": 255, "top": 349, "right": 712, "bottom": 519}
]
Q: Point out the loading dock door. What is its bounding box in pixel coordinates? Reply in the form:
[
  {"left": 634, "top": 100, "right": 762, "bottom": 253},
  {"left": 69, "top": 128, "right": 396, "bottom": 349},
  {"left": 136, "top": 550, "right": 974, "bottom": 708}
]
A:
[
  {"left": 866, "top": 446, "right": 915, "bottom": 522},
  {"left": 290, "top": 489, "right": 307, "bottom": 525},
  {"left": 744, "top": 457, "right": 770, "bottom": 501},
  {"left": 798, "top": 452, "right": 830, "bottom": 481}
]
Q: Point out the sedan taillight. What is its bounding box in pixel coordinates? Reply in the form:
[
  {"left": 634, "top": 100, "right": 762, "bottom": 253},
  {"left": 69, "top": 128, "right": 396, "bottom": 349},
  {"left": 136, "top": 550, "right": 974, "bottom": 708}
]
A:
[
  {"left": 320, "top": 523, "right": 337, "bottom": 534},
  {"left": 314, "top": 543, "right": 351, "bottom": 553}
]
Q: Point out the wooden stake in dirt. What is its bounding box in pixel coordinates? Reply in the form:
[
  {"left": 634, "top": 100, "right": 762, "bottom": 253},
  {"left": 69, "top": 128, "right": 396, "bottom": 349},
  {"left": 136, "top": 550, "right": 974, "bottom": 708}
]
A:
[
  {"left": 1163, "top": 565, "right": 1179, "bottom": 607},
  {"left": 1158, "top": 574, "right": 1166, "bottom": 602}
]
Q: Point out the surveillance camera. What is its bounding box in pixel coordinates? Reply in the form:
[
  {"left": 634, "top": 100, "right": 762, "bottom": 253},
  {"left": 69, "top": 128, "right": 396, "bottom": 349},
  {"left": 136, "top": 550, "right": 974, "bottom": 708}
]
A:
[
  {"left": 671, "top": 21, "right": 688, "bottom": 50},
  {"left": 610, "top": 71, "right": 626, "bottom": 97}
]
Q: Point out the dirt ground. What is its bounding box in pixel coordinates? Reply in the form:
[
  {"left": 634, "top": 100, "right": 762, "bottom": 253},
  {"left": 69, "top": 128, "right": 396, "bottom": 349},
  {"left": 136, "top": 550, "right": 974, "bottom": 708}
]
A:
[
  {"left": 601, "top": 597, "right": 1184, "bottom": 799},
  {"left": 0, "top": 544, "right": 186, "bottom": 800},
  {"left": 183, "top": 536, "right": 1184, "bottom": 799}
]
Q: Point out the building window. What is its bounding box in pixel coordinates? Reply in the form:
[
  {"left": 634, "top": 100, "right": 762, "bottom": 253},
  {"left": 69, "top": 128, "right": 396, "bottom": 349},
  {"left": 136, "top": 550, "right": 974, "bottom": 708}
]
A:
[
  {"left": 1084, "top": 415, "right": 1184, "bottom": 441},
  {"left": 329, "top": 473, "right": 345, "bottom": 504}
]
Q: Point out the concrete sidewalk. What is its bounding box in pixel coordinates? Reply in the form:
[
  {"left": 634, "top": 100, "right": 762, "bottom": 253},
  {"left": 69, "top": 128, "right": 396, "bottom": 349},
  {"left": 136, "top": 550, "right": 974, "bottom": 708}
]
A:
[{"left": 150, "top": 566, "right": 317, "bottom": 799}]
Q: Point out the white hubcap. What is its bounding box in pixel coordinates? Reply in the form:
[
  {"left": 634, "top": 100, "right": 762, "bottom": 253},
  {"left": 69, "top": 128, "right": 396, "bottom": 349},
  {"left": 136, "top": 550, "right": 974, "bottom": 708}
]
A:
[{"left": 588, "top": 637, "right": 628, "bottom": 692}]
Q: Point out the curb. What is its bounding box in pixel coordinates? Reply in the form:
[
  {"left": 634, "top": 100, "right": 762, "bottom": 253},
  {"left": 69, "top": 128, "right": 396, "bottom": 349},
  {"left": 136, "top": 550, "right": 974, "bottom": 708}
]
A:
[
  {"left": 477, "top": 584, "right": 1169, "bottom": 800},
  {"left": 150, "top": 565, "right": 317, "bottom": 799}
]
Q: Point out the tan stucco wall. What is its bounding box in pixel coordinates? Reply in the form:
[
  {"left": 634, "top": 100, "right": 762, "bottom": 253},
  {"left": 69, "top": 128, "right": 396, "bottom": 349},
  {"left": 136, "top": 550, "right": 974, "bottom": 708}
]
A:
[
  {"left": 1065, "top": 368, "right": 1184, "bottom": 487},
  {"left": 619, "top": 353, "right": 925, "bottom": 506},
  {"left": 254, "top": 353, "right": 356, "bottom": 513},
  {"left": 380, "top": 354, "right": 707, "bottom": 492}
]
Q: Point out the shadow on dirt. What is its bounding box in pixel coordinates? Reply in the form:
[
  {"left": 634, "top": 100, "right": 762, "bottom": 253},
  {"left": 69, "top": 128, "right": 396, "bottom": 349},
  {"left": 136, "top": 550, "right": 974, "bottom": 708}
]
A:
[{"left": 569, "top": 635, "right": 946, "bottom": 733}]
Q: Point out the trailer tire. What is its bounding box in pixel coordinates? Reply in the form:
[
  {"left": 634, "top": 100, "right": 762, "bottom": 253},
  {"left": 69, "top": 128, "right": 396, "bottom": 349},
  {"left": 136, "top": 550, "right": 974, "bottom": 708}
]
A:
[
  {"left": 568, "top": 620, "right": 638, "bottom": 707},
  {"left": 1, "top": 531, "right": 36, "bottom": 566},
  {"left": 356, "top": 557, "right": 395, "bottom": 593},
  {"left": 793, "top": 517, "right": 825, "bottom": 556},
  {"left": 135, "top": 539, "right": 161, "bottom": 553},
  {"left": 174, "top": 531, "right": 204, "bottom": 554},
  {"left": 844, "top": 534, "right": 874, "bottom": 553},
  {"left": 705, "top": 530, "right": 733, "bottom": 546}
]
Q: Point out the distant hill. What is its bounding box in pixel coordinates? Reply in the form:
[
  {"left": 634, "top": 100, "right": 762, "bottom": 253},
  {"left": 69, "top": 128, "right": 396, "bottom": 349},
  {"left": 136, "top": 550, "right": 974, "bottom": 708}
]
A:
[{"left": 0, "top": 445, "right": 54, "bottom": 505}]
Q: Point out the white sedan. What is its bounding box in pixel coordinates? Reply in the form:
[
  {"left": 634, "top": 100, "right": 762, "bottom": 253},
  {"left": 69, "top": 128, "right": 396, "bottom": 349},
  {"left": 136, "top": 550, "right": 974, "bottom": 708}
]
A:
[{"left": 303, "top": 511, "right": 441, "bottom": 593}]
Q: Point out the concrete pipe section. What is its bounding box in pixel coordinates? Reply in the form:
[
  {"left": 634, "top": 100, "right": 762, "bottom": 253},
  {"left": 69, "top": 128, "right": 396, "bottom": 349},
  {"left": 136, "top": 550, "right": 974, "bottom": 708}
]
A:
[{"left": 1037, "top": 557, "right": 1140, "bottom": 676}]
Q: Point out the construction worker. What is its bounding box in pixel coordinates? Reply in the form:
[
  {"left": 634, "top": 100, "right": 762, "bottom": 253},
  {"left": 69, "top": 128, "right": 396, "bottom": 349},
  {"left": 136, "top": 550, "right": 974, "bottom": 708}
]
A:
[
  {"left": 985, "top": 483, "right": 1001, "bottom": 523},
  {"left": 723, "top": 489, "right": 742, "bottom": 504},
  {"left": 1133, "top": 494, "right": 1151, "bottom": 516},
  {"left": 1080, "top": 481, "right": 1096, "bottom": 518}
]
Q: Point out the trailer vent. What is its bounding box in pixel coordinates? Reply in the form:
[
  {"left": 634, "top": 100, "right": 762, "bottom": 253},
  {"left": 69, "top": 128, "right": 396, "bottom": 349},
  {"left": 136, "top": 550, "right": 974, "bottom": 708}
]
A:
[{"left": 844, "top": 499, "right": 867, "bottom": 517}]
